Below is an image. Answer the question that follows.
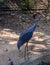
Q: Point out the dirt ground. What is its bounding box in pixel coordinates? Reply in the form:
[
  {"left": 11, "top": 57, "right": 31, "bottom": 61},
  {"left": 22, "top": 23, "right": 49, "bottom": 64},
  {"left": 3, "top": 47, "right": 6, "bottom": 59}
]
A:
[{"left": 0, "top": 11, "right": 50, "bottom": 65}]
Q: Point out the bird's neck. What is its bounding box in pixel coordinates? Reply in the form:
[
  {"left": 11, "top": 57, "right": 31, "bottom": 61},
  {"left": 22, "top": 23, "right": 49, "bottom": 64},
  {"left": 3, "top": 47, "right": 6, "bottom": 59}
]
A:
[
  {"left": 33, "top": 19, "right": 38, "bottom": 25},
  {"left": 31, "top": 19, "right": 38, "bottom": 31},
  {"left": 25, "top": 19, "right": 38, "bottom": 32},
  {"left": 34, "top": 18, "right": 38, "bottom": 22}
]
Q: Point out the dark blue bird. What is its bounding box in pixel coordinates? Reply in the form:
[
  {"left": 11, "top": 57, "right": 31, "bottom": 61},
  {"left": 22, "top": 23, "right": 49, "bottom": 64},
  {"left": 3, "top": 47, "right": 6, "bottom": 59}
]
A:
[{"left": 17, "top": 13, "right": 39, "bottom": 59}]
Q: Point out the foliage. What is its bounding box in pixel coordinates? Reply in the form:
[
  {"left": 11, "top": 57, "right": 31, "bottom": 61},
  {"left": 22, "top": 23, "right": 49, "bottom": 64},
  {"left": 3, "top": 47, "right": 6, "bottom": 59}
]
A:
[
  {"left": 48, "top": 3, "right": 50, "bottom": 10},
  {"left": 0, "top": 0, "right": 49, "bottom": 11},
  {"left": 0, "top": 0, "right": 10, "bottom": 11},
  {"left": 25, "top": 0, "right": 29, "bottom": 9},
  {"left": 34, "top": 0, "right": 40, "bottom": 4},
  {"left": 19, "top": 0, "right": 40, "bottom": 10},
  {"left": 19, "top": 0, "right": 29, "bottom": 10}
]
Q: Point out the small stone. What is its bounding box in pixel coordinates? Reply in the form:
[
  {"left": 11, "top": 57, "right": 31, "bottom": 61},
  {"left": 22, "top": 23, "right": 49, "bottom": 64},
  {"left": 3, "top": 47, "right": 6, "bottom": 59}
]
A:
[
  {"left": 7, "top": 58, "right": 14, "bottom": 65},
  {"left": 5, "top": 48, "right": 8, "bottom": 52}
]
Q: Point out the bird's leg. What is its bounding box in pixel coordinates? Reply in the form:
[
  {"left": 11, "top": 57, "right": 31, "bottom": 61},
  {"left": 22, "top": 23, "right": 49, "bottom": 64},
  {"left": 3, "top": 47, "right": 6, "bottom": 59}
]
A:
[
  {"left": 26, "top": 42, "right": 29, "bottom": 60},
  {"left": 26, "top": 42, "right": 28, "bottom": 53},
  {"left": 24, "top": 43, "right": 29, "bottom": 61},
  {"left": 18, "top": 49, "right": 22, "bottom": 57},
  {"left": 24, "top": 44, "right": 27, "bottom": 60}
]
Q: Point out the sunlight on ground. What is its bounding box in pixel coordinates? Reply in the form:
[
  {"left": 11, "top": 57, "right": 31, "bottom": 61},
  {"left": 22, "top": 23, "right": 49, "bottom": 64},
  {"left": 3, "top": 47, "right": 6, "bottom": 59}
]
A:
[
  {"left": 34, "top": 44, "right": 47, "bottom": 49},
  {"left": 0, "top": 28, "right": 19, "bottom": 45},
  {"left": 34, "top": 32, "right": 50, "bottom": 44},
  {"left": 0, "top": 27, "right": 50, "bottom": 65},
  {"left": 0, "top": 28, "right": 50, "bottom": 56},
  {"left": 0, "top": 28, "right": 19, "bottom": 38},
  {"left": 30, "top": 51, "right": 42, "bottom": 55},
  {"left": 9, "top": 41, "right": 17, "bottom": 44},
  {"left": 0, "top": 28, "right": 50, "bottom": 46},
  {"left": 33, "top": 36, "right": 44, "bottom": 41}
]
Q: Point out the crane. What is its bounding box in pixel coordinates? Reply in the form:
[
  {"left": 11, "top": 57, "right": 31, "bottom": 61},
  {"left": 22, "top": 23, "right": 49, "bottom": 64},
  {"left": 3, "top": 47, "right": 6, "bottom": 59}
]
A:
[{"left": 17, "top": 13, "right": 39, "bottom": 60}]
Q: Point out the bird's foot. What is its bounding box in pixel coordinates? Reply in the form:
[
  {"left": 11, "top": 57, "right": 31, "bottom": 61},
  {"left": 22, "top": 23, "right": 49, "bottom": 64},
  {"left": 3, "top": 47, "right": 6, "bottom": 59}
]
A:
[
  {"left": 18, "top": 49, "right": 22, "bottom": 57},
  {"left": 24, "top": 53, "right": 30, "bottom": 62}
]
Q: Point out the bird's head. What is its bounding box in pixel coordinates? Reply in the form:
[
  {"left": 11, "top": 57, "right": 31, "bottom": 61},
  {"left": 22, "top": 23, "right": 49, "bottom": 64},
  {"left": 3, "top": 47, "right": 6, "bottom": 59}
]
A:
[
  {"left": 33, "top": 12, "right": 45, "bottom": 19},
  {"left": 33, "top": 13, "right": 37, "bottom": 19}
]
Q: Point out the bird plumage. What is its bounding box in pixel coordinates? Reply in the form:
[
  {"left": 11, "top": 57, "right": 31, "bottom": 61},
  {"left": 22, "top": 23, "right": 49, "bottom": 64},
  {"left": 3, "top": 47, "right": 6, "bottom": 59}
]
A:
[{"left": 17, "top": 19, "right": 38, "bottom": 49}]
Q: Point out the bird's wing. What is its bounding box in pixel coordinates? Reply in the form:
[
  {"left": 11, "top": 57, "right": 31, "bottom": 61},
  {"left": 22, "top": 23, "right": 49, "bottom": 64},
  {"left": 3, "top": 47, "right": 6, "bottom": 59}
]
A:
[
  {"left": 20, "top": 26, "right": 32, "bottom": 38},
  {"left": 20, "top": 20, "right": 38, "bottom": 37},
  {"left": 17, "top": 31, "right": 32, "bottom": 49},
  {"left": 19, "top": 31, "right": 33, "bottom": 42},
  {"left": 19, "top": 19, "right": 38, "bottom": 41},
  {"left": 20, "top": 25, "right": 36, "bottom": 38}
]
